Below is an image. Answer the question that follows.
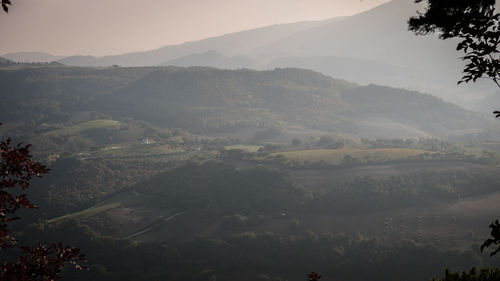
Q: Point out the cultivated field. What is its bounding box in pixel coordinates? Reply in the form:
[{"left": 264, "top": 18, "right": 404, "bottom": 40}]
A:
[
  {"left": 224, "top": 145, "right": 263, "bottom": 152},
  {"left": 272, "top": 148, "right": 434, "bottom": 165},
  {"left": 43, "top": 119, "right": 121, "bottom": 136},
  {"left": 97, "top": 143, "right": 184, "bottom": 158}
]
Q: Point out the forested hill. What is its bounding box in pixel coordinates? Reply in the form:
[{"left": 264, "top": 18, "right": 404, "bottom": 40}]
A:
[
  {"left": 0, "top": 65, "right": 492, "bottom": 138},
  {"left": 96, "top": 67, "right": 351, "bottom": 133}
]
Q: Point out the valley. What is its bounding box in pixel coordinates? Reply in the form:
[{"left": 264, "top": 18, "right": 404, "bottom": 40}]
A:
[{"left": 1, "top": 59, "right": 500, "bottom": 281}]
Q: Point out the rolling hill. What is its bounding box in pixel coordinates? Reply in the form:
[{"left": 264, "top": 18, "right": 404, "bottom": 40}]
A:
[{"left": 0, "top": 64, "right": 492, "bottom": 139}]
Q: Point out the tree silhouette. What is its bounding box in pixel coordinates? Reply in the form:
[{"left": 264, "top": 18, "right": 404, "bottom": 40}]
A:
[
  {"left": 307, "top": 272, "right": 322, "bottom": 281},
  {"left": 433, "top": 268, "right": 500, "bottom": 281},
  {"left": 1, "top": 0, "right": 11, "bottom": 13},
  {"left": 481, "top": 219, "right": 500, "bottom": 256},
  {"left": 409, "top": 0, "right": 500, "bottom": 88},
  {"left": 0, "top": 132, "right": 86, "bottom": 280}
]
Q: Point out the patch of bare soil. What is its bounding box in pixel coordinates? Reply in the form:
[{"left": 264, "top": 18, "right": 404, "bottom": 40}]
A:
[{"left": 87, "top": 206, "right": 175, "bottom": 237}]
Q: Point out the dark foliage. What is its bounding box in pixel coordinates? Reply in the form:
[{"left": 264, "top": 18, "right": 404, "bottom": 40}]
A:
[
  {"left": 481, "top": 220, "right": 500, "bottom": 256},
  {"left": 0, "top": 243, "right": 85, "bottom": 281},
  {"left": 409, "top": 0, "right": 500, "bottom": 87},
  {"left": 431, "top": 268, "right": 500, "bottom": 281},
  {"left": 1, "top": 0, "right": 11, "bottom": 13},
  {"left": 29, "top": 224, "right": 484, "bottom": 281},
  {"left": 0, "top": 137, "right": 48, "bottom": 247},
  {"left": 307, "top": 272, "right": 322, "bottom": 281},
  {"left": 0, "top": 131, "right": 86, "bottom": 280}
]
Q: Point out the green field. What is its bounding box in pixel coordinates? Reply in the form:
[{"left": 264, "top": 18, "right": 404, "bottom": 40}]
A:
[
  {"left": 224, "top": 145, "right": 263, "bottom": 152},
  {"left": 97, "top": 143, "right": 184, "bottom": 158},
  {"left": 272, "top": 148, "right": 434, "bottom": 165},
  {"left": 47, "top": 192, "right": 144, "bottom": 223},
  {"left": 43, "top": 119, "right": 121, "bottom": 136}
]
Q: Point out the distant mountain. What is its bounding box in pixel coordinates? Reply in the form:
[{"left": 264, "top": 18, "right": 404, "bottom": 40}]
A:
[
  {"left": 267, "top": 56, "right": 411, "bottom": 86},
  {"left": 2, "top": 52, "right": 66, "bottom": 63},
  {"left": 161, "top": 50, "right": 255, "bottom": 69},
  {"left": 251, "top": 0, "right": 493, "bottom": 106},
  {"left": 249, "top": 0, "right": 445, "bottom": 64},
  {"left": 56, "top": 19, "right": 333, "bottom": 67},
  {"left": 57, "top": 55, "right": 109, "bottom": 67},
  {"left": 50, "top": 0, "right": 499, "bottom": 111}
]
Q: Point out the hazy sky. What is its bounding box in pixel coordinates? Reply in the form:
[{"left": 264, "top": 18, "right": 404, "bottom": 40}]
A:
[{"left": 0, "top": 0, "right": 390, "bottom": 57}]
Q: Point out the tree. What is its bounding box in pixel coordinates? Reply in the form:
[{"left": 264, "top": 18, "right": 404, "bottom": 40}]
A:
[
  {"left": 432, "top": 268, "right": 500, "bottom": 281},
  {"left": 307, "top": 272, "right": 322, "bottom": 281},
  {"left": 1, "top": 0, "right": 11, "bottom": 13},
  {"left": 481, "top": 219, "right": 500, "bottom": 256},
  {"left": 408, "top": 0, "right": 500, "bottom": 256},
  {"left": 291, "top": 138, "right": 302, "bottom": 146},
  {"left": 0, "top": 133, "right": 86, "bottom": 280},
  {"left": 408, "top": 0, "right": 500, "bottom": 88}
]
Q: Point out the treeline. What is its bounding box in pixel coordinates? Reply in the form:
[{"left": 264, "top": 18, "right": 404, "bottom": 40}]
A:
[
  {"left": 21, "top": 220, "right": 494, "bottom": 281},
  {"left": 141, "top": 161, "right": 311, "bottom": 214},
  {"left": 28, "top": 158, "right": 500, "bottom": 221},
  {"left": 315, "top": 171, "right": 500, "bottom": 214},
  {"left": 130, "top": 162, "right": 500, "bottom": 215},
  {"left": 28, "top": 157, "right": 183, "bottom": 218}
]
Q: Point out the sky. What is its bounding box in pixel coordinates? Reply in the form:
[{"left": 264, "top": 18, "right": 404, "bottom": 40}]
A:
[{"left": 0, "top": 0, "right": 390, "bottom": 57}]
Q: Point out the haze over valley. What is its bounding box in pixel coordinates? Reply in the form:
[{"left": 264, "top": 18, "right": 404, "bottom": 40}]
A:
[{"left": 2, "top": 1, "right": 500, "bottom": 281}]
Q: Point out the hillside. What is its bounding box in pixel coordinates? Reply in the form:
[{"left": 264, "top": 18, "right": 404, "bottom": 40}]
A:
[
  {"left": 95, "top": 67, "right": 351, "bottom": 133},
  {"left": 341, "top": 85, "right": 490, "bottom": 137},
  {"left": 0, "top": 65, "right": 492, "bottom": 139}
]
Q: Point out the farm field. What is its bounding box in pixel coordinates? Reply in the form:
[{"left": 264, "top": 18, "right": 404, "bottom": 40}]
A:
[
  {"left": 96, "top": 143, "right": 184, "bottom": 158},
  {"left": 43, "top": 119, "right": 121, "bottom": 136},
  {"left": 47, "top": 191, "right": 147, "bottom": 223},
  {"left": 224, "top": 145, "right": 263, "bottom": 152},
  {"left": 271, "top": 148, "right": 435, "bottom": 165}
]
